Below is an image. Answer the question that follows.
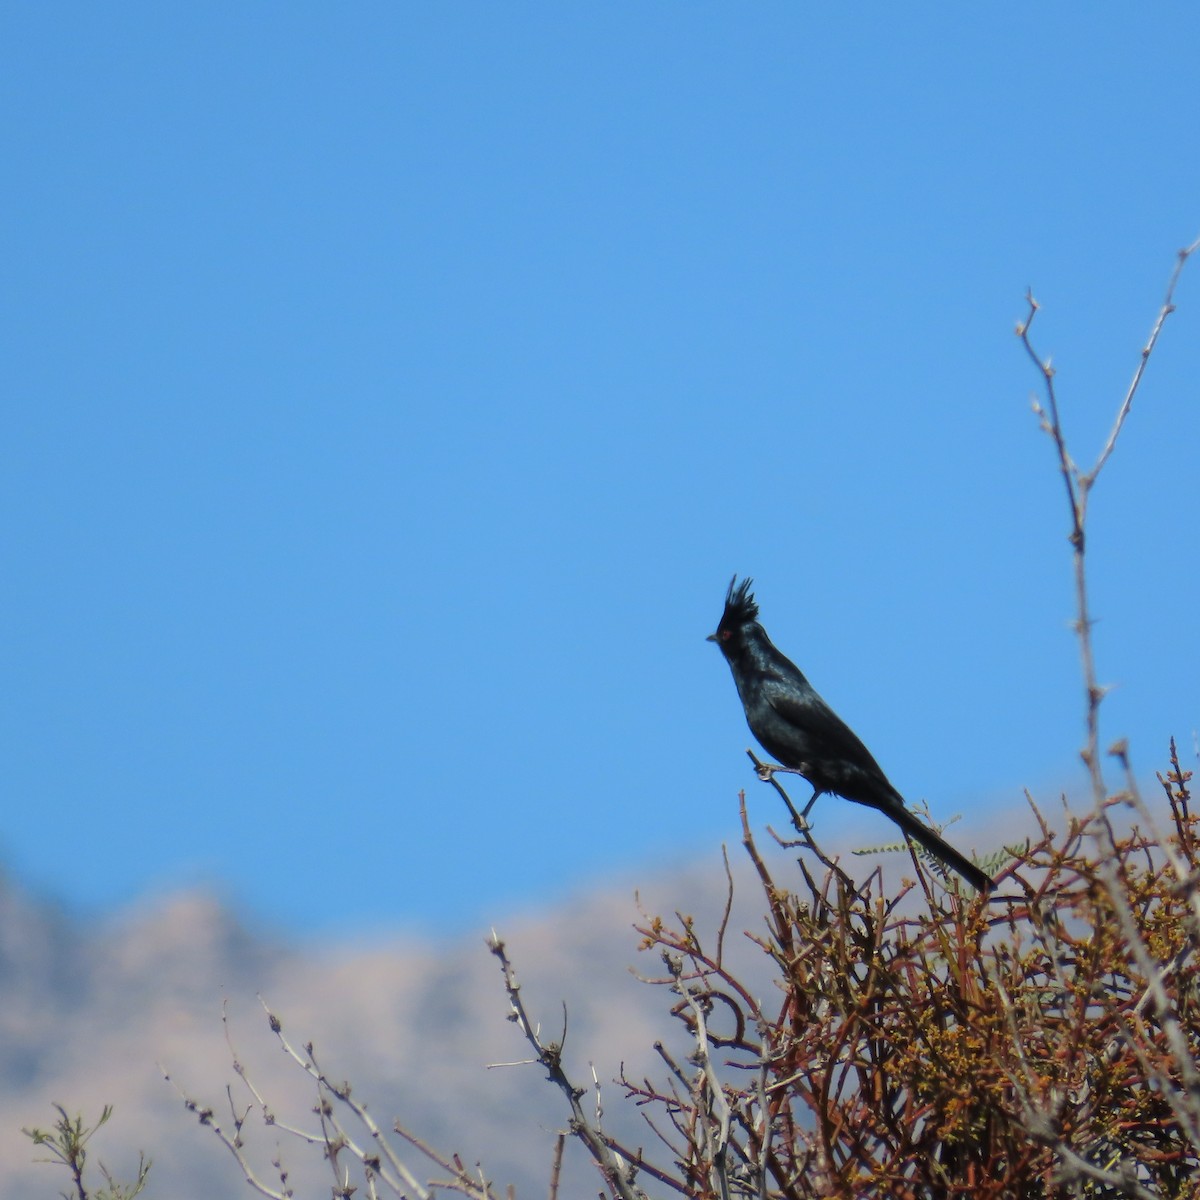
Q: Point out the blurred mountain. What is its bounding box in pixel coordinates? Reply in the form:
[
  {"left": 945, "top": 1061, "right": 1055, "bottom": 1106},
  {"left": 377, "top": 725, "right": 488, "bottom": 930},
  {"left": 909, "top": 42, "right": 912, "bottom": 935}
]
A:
[{"left": 0, "top": 856, "right": 751, "bottom": 1199}]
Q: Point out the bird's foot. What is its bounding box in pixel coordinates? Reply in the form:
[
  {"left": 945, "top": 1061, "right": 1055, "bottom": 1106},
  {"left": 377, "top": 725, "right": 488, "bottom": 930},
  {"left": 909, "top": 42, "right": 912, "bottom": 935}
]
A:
[{"left": 754, "top": 761, "right": 807, "bottom": 783}]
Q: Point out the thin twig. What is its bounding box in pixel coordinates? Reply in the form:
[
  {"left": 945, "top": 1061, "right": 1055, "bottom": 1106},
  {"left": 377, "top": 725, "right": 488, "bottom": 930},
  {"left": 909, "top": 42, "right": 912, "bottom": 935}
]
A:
[
  {"left": 1092, "top": 236, "right": 1200, "bottom": 480},
  {"left": 259, "top": 999, "right": 431, "bottom": 1200},
  {"left": 161, "top": 1065, "right": 291, "bottom": 1200}
]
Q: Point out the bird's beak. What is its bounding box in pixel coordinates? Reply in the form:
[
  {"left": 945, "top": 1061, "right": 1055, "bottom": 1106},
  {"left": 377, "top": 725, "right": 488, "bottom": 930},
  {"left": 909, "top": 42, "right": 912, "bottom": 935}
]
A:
[{"left": 705, "top": 631, "right": 718, "bottom": 643}]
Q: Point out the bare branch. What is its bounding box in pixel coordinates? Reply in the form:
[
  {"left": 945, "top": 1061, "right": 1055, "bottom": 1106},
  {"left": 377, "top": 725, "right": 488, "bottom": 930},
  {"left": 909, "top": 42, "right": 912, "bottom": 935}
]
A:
[
  {"left": 1018, "top": 236, "right": 1198, "bottom": 804},
  {"left": 486, "top": 932, "right": 645, "bottom": 1200}
]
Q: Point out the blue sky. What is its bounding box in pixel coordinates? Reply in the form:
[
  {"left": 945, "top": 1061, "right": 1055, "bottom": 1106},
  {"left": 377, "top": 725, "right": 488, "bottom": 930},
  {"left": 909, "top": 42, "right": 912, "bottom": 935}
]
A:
[{"left": 3, "top": 6, "right": 1197, "bottom": 939}]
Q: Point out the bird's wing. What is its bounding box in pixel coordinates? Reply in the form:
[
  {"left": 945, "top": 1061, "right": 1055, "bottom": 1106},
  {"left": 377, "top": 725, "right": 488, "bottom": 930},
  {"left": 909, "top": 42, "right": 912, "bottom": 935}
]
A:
[{"left": 759, "top": 676, "right": 883, "bottom": 769}]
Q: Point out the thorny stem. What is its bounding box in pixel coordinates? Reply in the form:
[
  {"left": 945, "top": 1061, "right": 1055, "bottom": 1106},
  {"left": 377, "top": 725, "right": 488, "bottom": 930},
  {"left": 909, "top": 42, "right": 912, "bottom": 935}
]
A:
[{"left": 1017, "top": 236, "right": 1198, "bottom": 805}]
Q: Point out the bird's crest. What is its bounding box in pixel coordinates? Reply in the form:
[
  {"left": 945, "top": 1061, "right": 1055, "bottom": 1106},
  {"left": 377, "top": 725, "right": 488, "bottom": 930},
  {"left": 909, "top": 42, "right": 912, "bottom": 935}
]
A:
[{"left": 720, "top": 575, "right": 759, "bottom": 628}]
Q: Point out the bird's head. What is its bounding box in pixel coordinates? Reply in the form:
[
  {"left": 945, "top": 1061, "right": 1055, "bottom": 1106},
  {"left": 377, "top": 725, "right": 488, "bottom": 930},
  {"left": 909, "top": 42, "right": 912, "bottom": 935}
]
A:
[{"left": 707, "top": 575, "right": 759, "bottom": 652}]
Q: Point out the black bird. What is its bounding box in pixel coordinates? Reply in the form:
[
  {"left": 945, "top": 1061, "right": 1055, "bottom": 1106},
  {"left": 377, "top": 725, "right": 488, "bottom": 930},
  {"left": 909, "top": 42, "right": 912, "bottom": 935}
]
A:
[{"left": 708, "top": 576, "right": 995, "bottom": 893}]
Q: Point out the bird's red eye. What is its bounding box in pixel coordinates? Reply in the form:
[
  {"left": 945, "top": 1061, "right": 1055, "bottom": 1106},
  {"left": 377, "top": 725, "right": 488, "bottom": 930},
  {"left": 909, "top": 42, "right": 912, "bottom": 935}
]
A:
[{"left": 720, "top": 628, "right": 731, "bottom": 641}]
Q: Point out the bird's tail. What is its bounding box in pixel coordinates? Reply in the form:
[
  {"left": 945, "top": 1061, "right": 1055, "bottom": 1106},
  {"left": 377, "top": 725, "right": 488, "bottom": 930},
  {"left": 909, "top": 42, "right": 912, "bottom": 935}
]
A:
[{"left": 889, "top": 805, "right": 995, "bottom": 893}]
